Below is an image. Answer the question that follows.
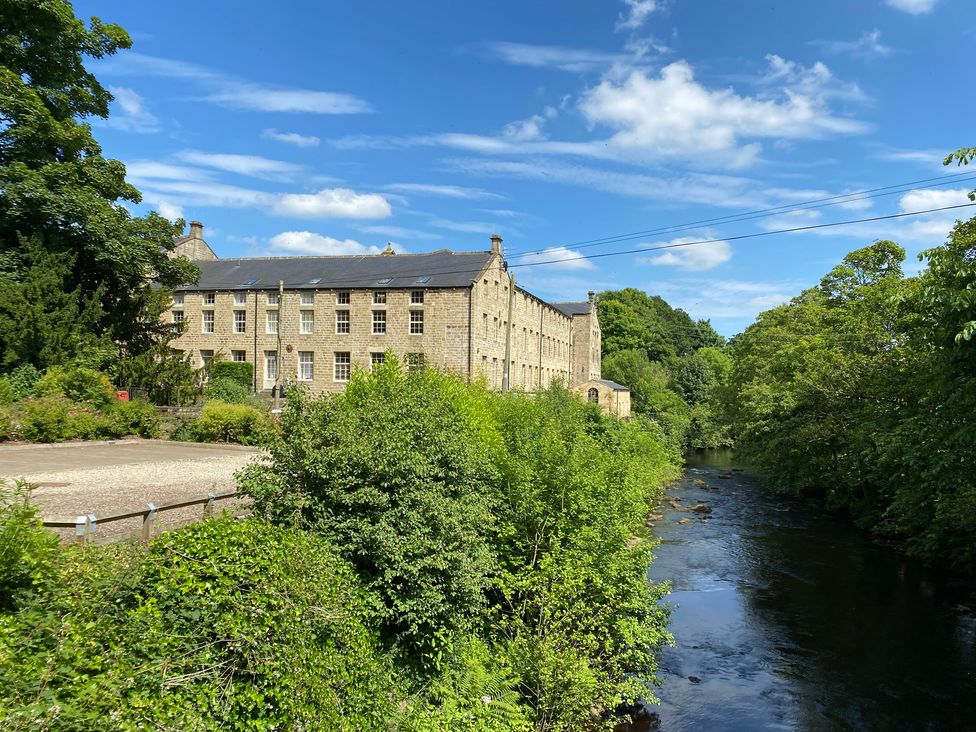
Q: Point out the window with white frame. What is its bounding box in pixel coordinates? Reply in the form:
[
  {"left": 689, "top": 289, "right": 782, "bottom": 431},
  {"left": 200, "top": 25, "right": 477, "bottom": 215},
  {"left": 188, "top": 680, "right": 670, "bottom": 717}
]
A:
[
  {"left": 234, "top": 292, "right": 247, "bottom": 305},
  {"left": 298, "top": 351, "right": 314, "bottom": 381},
  {"left": 234, "top": 310, "right": 246, "bottom": 333},
  {"left": 409, "top": 310, "right": 424, "bottom": 335},
  {"left": 173, "top": 292, "right": 184, "bottom": 306},
  {"left": 370, "top": 352, "right": 385, "bottom": 371},
  {"left": 410, "top": 290, "right": 424, "bottom": 305},
  {"left": 202, "top": 310, "right": 214, "bottom": 333},
  {"left": 266, "top": 310, "right": 278, "bottom": 334},
  {"left": 335, "top": 310, "right": 350, "bottom": 334},
  {"left": 267, "top": 292, "right": 280, "bottom": 305},
  {"left": 203, "top": 292, "right": 215, "bottom": 305},
  {"left": 232, "top": 350, "right": 246, "bottom": 362},
  {"left": 407, "top": 353, "right": 425, "bottom": 371},
  {"left": 300, "top": 310, "right": 314, "bottom": 334},
  {"left": 373, "top": 291, "right": 387, "bottom": 305},
  {"left": 300, "top": 292, "right": 315, "bottom": 305},
  {"left": 200, "top": 349, "right": 214, "bottom": 367},
  {"left": 372, "top": 310, "right": 386, "bottom": 334},
  {"left": 172, "top": 310, "right": 184, "bottom": 324},
  {"left": 264, "top": 351, "right": 278, "bottom": 381},
  {"left": 336, "top": 291, "right": 350, "bottom": 305},
  {"left": 334, "top": 352, "right": 351, "bottom": 381}
]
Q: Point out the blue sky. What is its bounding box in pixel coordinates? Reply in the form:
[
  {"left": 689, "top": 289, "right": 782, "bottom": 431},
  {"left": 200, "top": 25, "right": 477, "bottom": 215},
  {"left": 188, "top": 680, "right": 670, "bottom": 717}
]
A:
[{"left": 76, "top": 0, "right": 975, "bottom": 335}]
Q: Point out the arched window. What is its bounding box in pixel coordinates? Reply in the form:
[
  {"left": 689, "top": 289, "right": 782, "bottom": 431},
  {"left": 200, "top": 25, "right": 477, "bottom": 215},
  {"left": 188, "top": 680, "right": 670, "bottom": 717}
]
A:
[{"left": 587, "top": 387, "right": 599, "bottom": 404}]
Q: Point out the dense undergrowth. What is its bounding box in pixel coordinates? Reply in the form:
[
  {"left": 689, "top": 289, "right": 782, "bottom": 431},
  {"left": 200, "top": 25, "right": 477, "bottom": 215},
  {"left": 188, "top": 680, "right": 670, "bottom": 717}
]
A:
[{"left": 0, "top": 362, "right": 680, "bottom": 731}]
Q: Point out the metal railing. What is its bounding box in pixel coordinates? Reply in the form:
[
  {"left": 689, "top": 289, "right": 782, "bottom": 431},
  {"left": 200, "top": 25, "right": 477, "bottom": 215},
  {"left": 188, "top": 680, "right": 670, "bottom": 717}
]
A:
[{"left": 42, "top": 490, "right": 240, "bottom": 544}]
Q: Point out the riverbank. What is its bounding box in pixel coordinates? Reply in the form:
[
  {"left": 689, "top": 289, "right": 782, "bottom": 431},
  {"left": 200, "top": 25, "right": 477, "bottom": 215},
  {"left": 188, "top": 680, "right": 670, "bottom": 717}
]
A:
[{"left": 647, "top": 451, "right": 976, "bottom": 730}]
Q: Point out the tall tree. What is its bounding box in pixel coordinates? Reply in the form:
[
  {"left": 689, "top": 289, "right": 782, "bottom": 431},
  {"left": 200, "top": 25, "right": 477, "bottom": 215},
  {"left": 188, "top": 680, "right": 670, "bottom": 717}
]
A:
[{"left": 0, "top": 0, "right": 197, "bottom": 367}]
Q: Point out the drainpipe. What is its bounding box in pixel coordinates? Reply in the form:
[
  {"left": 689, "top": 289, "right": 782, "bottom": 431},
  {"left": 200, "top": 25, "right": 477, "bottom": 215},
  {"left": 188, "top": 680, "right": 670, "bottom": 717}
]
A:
[
  {"left": 467, "top": 284, "right": 473, "bottom": 383},
  {"left": 502, "top": 272, "right": 515, "bottom": 391},
  {"left": 252, "top": 289, "right": 258, "bottom": 392}
]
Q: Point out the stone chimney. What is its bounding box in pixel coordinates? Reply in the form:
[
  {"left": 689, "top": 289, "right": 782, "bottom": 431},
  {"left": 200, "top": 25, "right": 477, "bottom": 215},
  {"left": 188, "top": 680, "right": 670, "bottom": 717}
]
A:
[
  {"left": 189, "top": 220, "right": 203, "bottom": 239},
  {"left": 490, "top": 233, "right": 503, "bottom": 255},
  {"left": 171, "top": 220, "right": 218, "bottom": 261},
  {"left": 588, "top": 291, "right": 596, "bottom": 311},
  {"left": 381, "top": 242, "right": 396, "bottom": 256}
]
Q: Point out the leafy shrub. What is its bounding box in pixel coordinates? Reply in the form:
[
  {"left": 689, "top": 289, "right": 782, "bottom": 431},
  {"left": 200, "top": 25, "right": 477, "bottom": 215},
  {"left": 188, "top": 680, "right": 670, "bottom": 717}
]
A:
[
  {"left": 4, "top": 364, "right": 41, "bottom": 401},
  {"left": 17, "top": 396, "right": 76, "bottom": 442},
  {"left": 0, "top": 378, "right": 13, "bottom": 405},
  {"left": 209, "top": 360, "right": 253, "bottom": 389},
  {"left": 0, "top": 479, "right": 60, "bottom": 612},
  {"left": 109, "top": 399, "right": 160, "bottom": 438},
  {"left": 13, "top": 396, "right": 159, "bottom": 442},
  {"left": 190, "top": 399, "right": 270, "bottom": 444},
  {"left": 115, "top": 345, "right": 201, "bottom": 406},
  {"left": 0, "top": 408, "right": 10, "bottom": 441},
  {"left": 35, "top": 366, "right": 116, "bottom": 408},
  {"left": 204, "top": 375, "right": 253, "bottom": 404}
]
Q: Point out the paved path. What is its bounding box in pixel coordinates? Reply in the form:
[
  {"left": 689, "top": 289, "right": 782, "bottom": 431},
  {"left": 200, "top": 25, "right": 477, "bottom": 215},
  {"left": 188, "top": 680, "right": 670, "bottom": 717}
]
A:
[{"left": 0, "top": 440, "right": 261, "bottom": 541}]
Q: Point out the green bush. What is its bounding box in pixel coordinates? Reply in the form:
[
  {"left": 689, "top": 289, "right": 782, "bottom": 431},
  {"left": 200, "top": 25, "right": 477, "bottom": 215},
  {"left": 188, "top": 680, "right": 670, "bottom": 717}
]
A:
[
  {"left": 4, "top": 364, "right": 41, "bottom": 401},
  {"left": 14, "top": 396, "right": 159, "bottom": 443},
  {"left": 209, "top": 360, "right": 253, "bottom": 389},
  {"left": 17, "top": 396, "right": 76, "bottom": 442},
  {"left": 203, "top": 375, "right": 253, "bottom": 404},
  {"left": 0, "top": 479, "right": 60, "bottom": 612},
  {"left": 35, "top": 366, "right": 116, "bottom": 408},
  {"left": 0, "top": 408, "right": 10, "bottom": 442},
  {"left": 191, "top": 399, "right": 270, "bottom": 444},
  {"left": 109, "top": 399, "right": 160, "bottom": 438},
  {"left": 0, "top": 379, "right": 13, "bottom": 405}
]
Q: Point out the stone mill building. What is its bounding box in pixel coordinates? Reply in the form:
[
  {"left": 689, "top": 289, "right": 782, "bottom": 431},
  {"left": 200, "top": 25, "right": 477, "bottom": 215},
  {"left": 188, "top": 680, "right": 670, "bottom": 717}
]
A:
[{"left": 166, "top": 221, "right": 630, "bottom": 417}]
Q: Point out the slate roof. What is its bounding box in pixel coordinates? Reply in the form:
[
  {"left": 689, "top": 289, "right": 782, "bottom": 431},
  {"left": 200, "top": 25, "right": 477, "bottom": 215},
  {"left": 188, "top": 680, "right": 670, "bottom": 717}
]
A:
[
  {"left": 551, "top": 301, "right": 591, "bottom": 316},
  {"left": 176, "top": 250, "right": 494, "bottom": 291},
  {"left": 594, "top": 379, "right": 629, "bottom": 391}
]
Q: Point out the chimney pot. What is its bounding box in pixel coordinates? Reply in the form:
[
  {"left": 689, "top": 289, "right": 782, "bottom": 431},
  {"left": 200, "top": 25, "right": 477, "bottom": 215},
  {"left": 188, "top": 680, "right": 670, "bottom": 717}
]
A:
[
  {"left": 490, "top": 233, "right": 503, "bottom": 255},
  {"left": 588, "top": 291, "right": 596, "bottom": 302},
  {"left": 189, "top": 221, "right": 203, "bottom": 239}
]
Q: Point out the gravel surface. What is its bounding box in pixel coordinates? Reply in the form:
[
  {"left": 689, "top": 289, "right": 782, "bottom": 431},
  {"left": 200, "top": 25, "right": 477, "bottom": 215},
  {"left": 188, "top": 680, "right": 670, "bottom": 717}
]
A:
[{"left": 1, "top": 440, "right": 262, "bottom": 542}]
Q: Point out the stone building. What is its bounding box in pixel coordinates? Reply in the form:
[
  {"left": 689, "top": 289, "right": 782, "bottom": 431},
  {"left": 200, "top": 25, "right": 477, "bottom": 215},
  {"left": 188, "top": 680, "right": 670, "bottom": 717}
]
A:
[{"left": 167, "top": 222, "right": 629, "bottom": 417}]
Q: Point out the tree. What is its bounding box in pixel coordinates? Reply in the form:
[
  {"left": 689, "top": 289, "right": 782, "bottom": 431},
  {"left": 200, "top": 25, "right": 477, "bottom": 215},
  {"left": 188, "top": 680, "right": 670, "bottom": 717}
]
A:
[{"left": 0, "top": 0, "right": 197, "bottom": 364}]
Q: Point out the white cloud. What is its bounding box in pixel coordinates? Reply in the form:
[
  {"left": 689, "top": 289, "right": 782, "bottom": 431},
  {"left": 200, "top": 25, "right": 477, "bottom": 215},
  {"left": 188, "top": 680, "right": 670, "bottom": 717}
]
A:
[
  {"left": 268, "top": 231, "right": 385, "bottom": 256},
  {"left": 885, "top": 0, "right": 938, "bottom": 14},
  {"left": 899, "top": 188, "right": 973, "bottom": 212},
  {"left": 358, "top": 225, "right": 442, "bottom": 240},
  {"left": 103, "top": 86, "right": 159, "bottom": 133},
  {"left": 646, "top": 278, "right": 802, "bottom": 322},
  {"left": 273, "top": 188, "right": 392, "bottom": 219},
  {"left": 874, "top": 147, "right": 946, "bottom": 165},
  {"left": 502, "top": 107, "right": 557, "bottom": 142},
  {"left": 616, "top": 0, "right": 660, "bottom": 31},
  {"left": 385, "top": 182, "right": 502, "bottom": 199},
  {"left": 811, "top": 29, "right": 892, "bottom": 58},
  {"left": 511, "top": 246, "right": 596, "bottom": 271},
  {"left": 427, "top": 217, "right": 500, "bottom": 234},
  {"left": 99, "top": 52, "right": 371, "bottom": 115},
  {"left": 138, "top": 180, "right": 272, "bottom": 209},
  {"left": 479, "top": 208, "right": 521, "bottom": 218},
  {"left": 174, "top": 150, "right": 302, "bottom": 180},
  {"left": 125, "top": 160, "right": 214, "bottom": 182},
  {"left": 484, "top": 41, "right": 629, "bottom": 72},
  {"left": 577, "top": 58, "right": 869, "bottom": 167},
  {"left": 262, "top": 128, "right": 320, "bottom": 147},
  {"left": 640, "top": 236, "right": 732, "bottom": 271},
  {"left": 155, "top": 201, "right": 184, "bottom": 221}
]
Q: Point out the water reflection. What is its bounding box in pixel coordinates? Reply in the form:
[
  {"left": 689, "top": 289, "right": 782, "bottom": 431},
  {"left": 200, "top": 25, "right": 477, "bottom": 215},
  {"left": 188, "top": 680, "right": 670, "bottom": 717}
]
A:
[{"left": 648, "top": 451, "right": 976, "bottom": 731}]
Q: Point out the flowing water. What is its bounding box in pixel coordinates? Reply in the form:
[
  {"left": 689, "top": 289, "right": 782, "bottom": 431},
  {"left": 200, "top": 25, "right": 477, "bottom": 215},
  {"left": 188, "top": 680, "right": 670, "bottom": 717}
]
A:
[{"left": 644, "top": 450, "right": 976, "bottom": 731}]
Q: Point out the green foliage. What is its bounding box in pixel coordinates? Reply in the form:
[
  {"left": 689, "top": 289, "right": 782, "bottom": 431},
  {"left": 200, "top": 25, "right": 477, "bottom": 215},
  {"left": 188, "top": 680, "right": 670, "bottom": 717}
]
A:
[
  {"left": 34, "top": 365, "right": 115, "bottom": 407},
  {"left": 0, "top": 0, "right": 199, "bottom": 368},
  {"left": 13, "top": 394, "right": 158, "bottom": 442},
  {"left": 209, "top": 360, "right": 254, "bottom": 389},
  {"left": 239, "top": 359, "right": 500, "bottom": 666},
  {"left": 3, "top": 363, "right": 40, "bottom": 400},
  {"left": 727, "top": 230, "right": 976, "bottom": 570},
  {"left": 204, "top": 375, "right": 254, "bottom": 404},
  {"left": 0, "top": 479, "right": 60, "bottom": 612},
  {"left": 185, "top": 399, "right": 270, "bottom": 444},
  {"left": 0, "top": 378, "right": 12, "bottom": 405},
  {"left": 114, "top": 344, "right": 201, "bottom": 406},
  {"left": 109, "top": 399, "right": 160, "bottom": 439}
]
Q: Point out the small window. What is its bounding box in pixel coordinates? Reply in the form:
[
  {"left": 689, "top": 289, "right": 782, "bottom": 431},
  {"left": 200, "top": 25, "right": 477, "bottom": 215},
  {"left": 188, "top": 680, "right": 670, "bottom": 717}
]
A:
[
  {"left": 300, "top": 310, "right": 314, "bottom": 334},
  {"left": 266, "top": 310, "right": 278, "bottom": 334},
  {"left": 409, "top": 310, "right": 424, "bottom": 335},
  {"left": 172, "top": 311, "right": 184, "bottom": 324},
  {"left": 202, "top": 311, "right": 215, "bottom": 333},
  {"left": 300, "top": 292, "right": 315, "bottom": 305},
  {"left": 376, "top": 277, "right": 392, "bottom": 285},
  {"left": 372, "top": 310, "right": 386, "bottom": 334},
  {"left": 267, "top": 292, "right": 280, "bottom": 305},
  {"left": 234, "top": 310, "right": 246, "bottom": 333},
  {"left": 234, "top": 292, "right": 247, "bottom": 305},
  {"left": 336, "top": 291, "right": 350, "bottom": 305},
  {"left": 243, "top": 279, "right": 257, "bottom": 286},
  {"left": 587, "top": 388, "right": 599, "bottom": 404},
  {"left": 232, "top": 350, "right": 246, "bottom": 362},
  {"left": 406, "top": 353, "right": 425, "bottom": 372},
  {"left": 370, "top": 352, "right": 385, "bottom": 371},
  {"left": 334, "top": 352, "right": 351, "bottom": 382},
  {"left": 200, "top": 349, "right": 214, "bottom": 368},
  {"left": 173, "top": 292, "right": 184, "bottom": 307},
  {"left": 336, "top": 310, "right": 350, "bottom": 334},
  {"left": 415, "top": 276, "right": 430, "bottom": 284},
  {"left": 373, "top": 291, "right": 387, "bottom": 305},
  {"left": 410, "top": 290, "right": 425, "bottom": 305},
  {"left": 298, "top": 351, "right": 314, "bottom": 381},
  {"left": 203, "top": 292, "right": 216, "bottom": 305}
]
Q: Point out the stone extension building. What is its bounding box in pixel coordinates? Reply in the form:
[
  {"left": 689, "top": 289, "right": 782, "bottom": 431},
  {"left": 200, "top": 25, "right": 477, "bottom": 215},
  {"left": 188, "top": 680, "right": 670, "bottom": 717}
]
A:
[{"left": 166, "top": 222, "right": 630, "bottom": 417}]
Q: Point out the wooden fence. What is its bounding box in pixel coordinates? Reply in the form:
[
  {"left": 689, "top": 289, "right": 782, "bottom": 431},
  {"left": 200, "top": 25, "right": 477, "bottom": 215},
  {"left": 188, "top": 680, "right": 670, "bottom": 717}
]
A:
[{"left": 42, "top": 490, "right": 239, "bottom": 544}]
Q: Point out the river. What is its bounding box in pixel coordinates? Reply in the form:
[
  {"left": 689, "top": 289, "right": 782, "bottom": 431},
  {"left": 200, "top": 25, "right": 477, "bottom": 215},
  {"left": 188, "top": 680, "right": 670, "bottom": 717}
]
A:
[{"left": 642, "top": 450, "right": 976, "bottom": 731}]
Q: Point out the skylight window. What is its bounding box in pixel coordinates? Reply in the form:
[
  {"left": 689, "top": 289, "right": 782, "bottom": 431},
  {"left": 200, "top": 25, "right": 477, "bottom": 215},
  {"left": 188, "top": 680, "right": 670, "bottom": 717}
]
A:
[
  {"left": 309, "top": 277, "right": 322, "bottom": 284},
  {"left": 415, "top": 276, "right": 430, "bottom": 284},
  {"left": 376, "top": 277, "right": 392, "bottom": 285},
  {"left": 243, "top": 279, "right": 257, "bottom": 285}
]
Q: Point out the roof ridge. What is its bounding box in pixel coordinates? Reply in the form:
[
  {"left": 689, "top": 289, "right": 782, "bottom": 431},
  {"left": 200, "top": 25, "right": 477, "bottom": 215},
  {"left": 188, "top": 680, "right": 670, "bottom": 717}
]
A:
[{"left": 212, "top": 250, "right": 491, "bottom": 262}]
